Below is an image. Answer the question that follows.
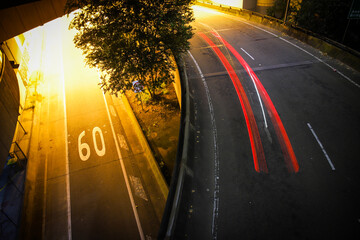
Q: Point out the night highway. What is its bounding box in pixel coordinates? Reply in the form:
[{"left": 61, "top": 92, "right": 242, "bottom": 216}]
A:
[{"left": 170, "top": 6, "right": 360, "bottom": 239}]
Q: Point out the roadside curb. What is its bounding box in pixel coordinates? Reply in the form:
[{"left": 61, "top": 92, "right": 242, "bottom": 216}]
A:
[{"left": 120, "top": 94, "right": 169, "bottom": 201}]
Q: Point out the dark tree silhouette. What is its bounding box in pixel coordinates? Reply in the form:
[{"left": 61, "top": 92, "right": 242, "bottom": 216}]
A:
[{"left": 65, "top": 0, "right": 194, "bottom": 97}]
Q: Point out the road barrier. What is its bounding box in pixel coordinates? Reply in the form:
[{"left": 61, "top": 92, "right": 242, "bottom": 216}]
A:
[
  {"left": 120, "top": 94, "right": 169, "bottom": 201},
  {"left": 196, "top": 1, "right": 360, "bottom": 72},
  {"left": 158, "top": 54, "right": 193, "bottom": 239}
]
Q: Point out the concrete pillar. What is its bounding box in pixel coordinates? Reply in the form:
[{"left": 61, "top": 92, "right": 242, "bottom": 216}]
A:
[{"left": 256, "top": 0, "right": 275, "bottom": 14}]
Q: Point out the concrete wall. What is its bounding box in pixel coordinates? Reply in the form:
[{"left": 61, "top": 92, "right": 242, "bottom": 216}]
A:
[
  {"left": 214, "top": 0, "right": 244, "bottom": 8},
  {"left": 0, "top": 52, "right": 20, "bottom": 174},
  {"left": 211, "top": 0, "right": 258, "bottom": 10},
  {"left": 244, "top": 0, "right": 258, "bottom": 11},
  {"left": 256, "top": 0, "right": 275, "bottom": 14}
]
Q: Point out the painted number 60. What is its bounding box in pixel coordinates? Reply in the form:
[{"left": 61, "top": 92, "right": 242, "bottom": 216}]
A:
[{"left": 78, "top": 127, "right": 106, "bottom": 161}]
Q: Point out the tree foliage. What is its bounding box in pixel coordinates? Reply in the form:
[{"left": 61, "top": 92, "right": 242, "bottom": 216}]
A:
[
  {"left": 65, "top": 0, "right": 194, "bottom": 97},
  {"left": 266, "top": 0, "right": 358, "bottom": 51},
  {"left": 295, "top": 0, "right": 351, "bottom": 41}
]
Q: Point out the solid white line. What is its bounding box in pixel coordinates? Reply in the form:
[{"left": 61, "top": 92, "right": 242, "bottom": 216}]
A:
[
  {"left": 201, "top": 26, "right": 268, "bottom": 129},
  {"left": 60, "top": 37, "right": 72, "bottom": 240},
  {"left": 224, "top": 15, "right": 359, "bottom": 88},
  {"left": 307, "top": 123, "right": 335, "bottom": 170},
  {"left": 188, "top": 50, "right": 220, "bottom": 240},
  {"left": 102, "top": 92, "right": 145, "bottom": 240},
  {"left": 231, "top": 16, "right": 278, "bottom": 37},
  {"left": 247, "top": 68, "right": 268, "bottom": 128},
  {"left": 278, "top": 37, "right": 359, "bottom": 88},
  {"left": 240, "top": 48, "right": 255, "bottom": 60}
]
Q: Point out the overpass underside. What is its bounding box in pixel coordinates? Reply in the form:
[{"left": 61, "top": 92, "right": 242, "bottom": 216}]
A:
[{"left": 0, "top": 0, "right": 67, "bottom": 43}]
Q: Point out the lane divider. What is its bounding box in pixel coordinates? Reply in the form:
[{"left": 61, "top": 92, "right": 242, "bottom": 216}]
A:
[
  {"left": 198, "top": 32, "right": 268, "bottom": 173},
  {"left": 211, "top": 32, "right": 299, "bottom": 173},
  {"left": 307, "top": 123, "right": 335, "bottom": 170}
]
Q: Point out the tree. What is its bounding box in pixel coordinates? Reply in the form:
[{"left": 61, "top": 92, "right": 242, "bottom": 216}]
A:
[
  {"left": 65, "top": 0, "right": 194, "bottom": 98},
  {"left": 266, "top": 0, "right": 359, "bottom": 51},
  {"left": 295, "top": 0, "right": 352, "bottom": 42},
  {"left": 267, "top": 0, "right": 302, "bottom": 23},
  {"left": 267, "top": 0, "right": 287, "bottom": 19}
]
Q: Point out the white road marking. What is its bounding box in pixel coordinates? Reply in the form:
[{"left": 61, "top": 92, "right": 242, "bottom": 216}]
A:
[
  {"left": 110, "top": 105, "right": 117, "bottom": 117},
  {"left": 231, "top": 16, "right": 278, "bottom": 37},
  {"left": 246, "top": 66, "right": 268, "bottom": 129},
  {"left": 307, "top": 123, "right": 335, "bottom": 170},
  {"left": 278, "top": 37, "right": 360, "bottom": 88},
  {"left": 129, "top": 175, "right": 148, "bottom": 201},
  {"left": 200, "top": 23, "right": 268, "bottom": 129},
  {"left": 222, "top": 15, "right": 359, "bottom": 88},
  {"left": 102, "top": 92, "right": 145, "bottom": 240},
  {"left": 188, "top": 50, "right": 220, "bottom": 240},
  {"left": 60, "top": 36, "right": 72, "bottom": 240},
  {"left": 240, "top": 48, "right": 255, "bottom": 60},
  {"left": 117, "top": 133, "right": 129, "bottom": 151}
]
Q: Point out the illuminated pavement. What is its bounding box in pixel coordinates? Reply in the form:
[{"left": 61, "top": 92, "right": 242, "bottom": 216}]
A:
[
  {"left": 20, "top": 16, "right": 165, "bottom": 239},
  {"left": 171, "top": 6, "right": 360, "bottom": 239}
]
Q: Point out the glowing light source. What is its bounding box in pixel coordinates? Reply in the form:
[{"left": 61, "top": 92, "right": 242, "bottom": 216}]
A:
[{"left": 211, "top": 0, "right": 244, "bottom": 8}]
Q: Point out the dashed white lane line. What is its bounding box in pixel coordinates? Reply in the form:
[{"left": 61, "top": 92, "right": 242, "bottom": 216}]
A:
[
  {"left": 188, "top": 50, "right": 220, "bottom": 240},
  {"left": 129, "top": 175, "right": 148, "bottom": 201},
  {"left": 307, "top": 123, "right": 336, "bottom": 171},
  {"left": 117, "top": 133, "right": 129, "bottom": 151},
  {"left": 211, "top": 31, "right": 268, "bottom": 129},
  {"left": 241, "top": 48, "right": 255, "bottom": 60}
]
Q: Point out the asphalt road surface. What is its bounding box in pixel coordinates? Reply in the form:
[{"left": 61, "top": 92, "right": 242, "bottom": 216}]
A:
[
  {"left": 172, "top": 6, "right": 360, "bottom": 239},
  {"left": 21, "top": 16, "right": 163, "bottom": 240}
]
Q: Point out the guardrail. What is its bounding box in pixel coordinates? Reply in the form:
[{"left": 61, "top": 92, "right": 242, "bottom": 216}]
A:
[
  {"left": 196, "top": 1, "right": 360, "bottom": 71},
  {"left": 158, "top": 55, "right": 192, "bottom": 239}
]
